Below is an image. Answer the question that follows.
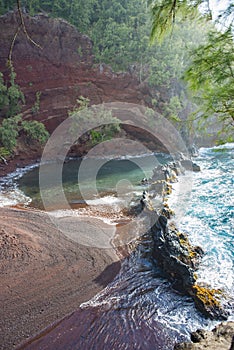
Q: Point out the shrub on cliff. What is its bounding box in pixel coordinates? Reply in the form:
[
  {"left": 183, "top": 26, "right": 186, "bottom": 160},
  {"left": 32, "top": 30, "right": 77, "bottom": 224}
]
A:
[
  {"left": 0, "top": 71, "right": 25, "bottom": 118},
  {"left": 0, "top": 68, "right": 49, "bottom": 155},
  {"left": 0, "top": 115, "right": 21, "bottom": 152},
  {"left": 69, "top": 96, "right": 121, "bottom": 146},
  {"left": 21, "top": 120, "right": 49, "bottom": 144},
  {"left": 0, "top": 115, "right": 49, "bottom": 154}
]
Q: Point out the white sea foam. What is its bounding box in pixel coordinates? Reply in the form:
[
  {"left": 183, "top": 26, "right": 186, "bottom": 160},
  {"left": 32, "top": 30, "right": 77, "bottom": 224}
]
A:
[
  {"left": 86, "top": 195, "right": 123, "bottom": 206},
  {"left": 167, "top": 173, "right": 193, "bottom": 222},
  {"left": 0, "top": 163, "right": 39, "bottom": 186},
  {"left": 0, "top": 163, "right": 38, "bottom": 207},
  {"left": 0, "top": 188, "right": 31, "bottom": 207},
  {"left": 48, "top": 208, "right": 115, "bottom": 225},
  {"left": 199, "top": 142, "right": 234, "bottom": 156}
]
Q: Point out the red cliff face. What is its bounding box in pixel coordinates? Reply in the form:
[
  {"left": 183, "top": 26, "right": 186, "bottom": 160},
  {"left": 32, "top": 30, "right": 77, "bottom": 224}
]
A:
[
  {"left": 0, "top": 11, "right": 169, "bottom": 176},
  {"left": 0, "top": 11, "right": 153, "bottom": 133}
]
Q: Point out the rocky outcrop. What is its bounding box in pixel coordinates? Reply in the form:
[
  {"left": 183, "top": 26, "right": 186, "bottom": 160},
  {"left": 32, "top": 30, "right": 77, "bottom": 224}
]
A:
[
  {"left": 180, "top": 159, "right": 201, "bottom": 172},
  {"left": 137, "top": 161, "right": 229, "bottom": 320},
  {"left": 151, "top": 213, "right": 228, "bottom": 320},
  {"left": 174, "top": 322, "right": 234, "bottom": 350},
  {"left": 0, "top": 11, "right": 153, "bottom": 134},
  {"left": 152, "top": 219, "right": 202, "bottom": 288}
]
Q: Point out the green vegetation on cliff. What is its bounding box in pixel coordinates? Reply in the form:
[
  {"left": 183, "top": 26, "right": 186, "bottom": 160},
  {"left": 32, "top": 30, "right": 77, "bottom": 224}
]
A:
[
  {"left": 184, "top": 29, "right": 234, "bottom": 138},
  {"left": 69, "top": 96, "right": 120, "bottom": 146},
  {"left": 0, "top": 70, "right": 24, "bottom": 118},
  {"left": 149, "top": 0, "right": 234, "bottom": 141},
  {"left": 0, "top": 69, "right": 49, "bottom": 157},
  {"left": 1, "top": 0, "right": 233, "bottom": 143}
]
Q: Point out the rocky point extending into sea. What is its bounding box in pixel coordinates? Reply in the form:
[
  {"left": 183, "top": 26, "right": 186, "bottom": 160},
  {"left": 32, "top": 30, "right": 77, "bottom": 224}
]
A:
[{"left": 128, "top": 155, "right": 230, "bottom": 322}]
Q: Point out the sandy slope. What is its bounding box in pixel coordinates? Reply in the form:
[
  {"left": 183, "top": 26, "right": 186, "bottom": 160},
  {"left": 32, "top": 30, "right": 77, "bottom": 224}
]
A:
[{"left": 0, "top": 207, "right": 120, "bottom": 350}]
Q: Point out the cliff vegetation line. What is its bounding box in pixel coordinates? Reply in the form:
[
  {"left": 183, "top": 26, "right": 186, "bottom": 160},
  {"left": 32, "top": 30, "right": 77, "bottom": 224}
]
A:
[{"left": 0, "top": 0, "right": 233, "bottom": 165}]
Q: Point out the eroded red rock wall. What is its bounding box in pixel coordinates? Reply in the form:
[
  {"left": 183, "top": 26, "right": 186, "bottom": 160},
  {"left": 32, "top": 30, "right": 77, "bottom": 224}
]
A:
[{"left": 0, "top": 11, "right": 152, "bottom": 133}]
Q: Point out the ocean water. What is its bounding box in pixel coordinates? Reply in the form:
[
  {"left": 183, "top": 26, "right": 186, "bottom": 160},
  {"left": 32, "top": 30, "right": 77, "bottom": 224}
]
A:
[
  {"left": 1, "top": 145, "right": 233, "bottom": 349},
  {"left": 175, "top": 144, "right": 234, "bottom": 298}
]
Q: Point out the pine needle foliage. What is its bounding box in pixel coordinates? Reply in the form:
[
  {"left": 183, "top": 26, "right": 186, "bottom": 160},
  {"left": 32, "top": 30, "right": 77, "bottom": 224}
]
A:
[{"left": 148, "top": 0, "right": 204, "bottom": 42}]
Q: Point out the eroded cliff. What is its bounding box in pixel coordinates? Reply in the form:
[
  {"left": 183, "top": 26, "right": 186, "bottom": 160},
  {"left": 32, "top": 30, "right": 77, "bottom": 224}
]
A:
[{"left": 0, "top": 11, "right": 153, "bottom": 133}]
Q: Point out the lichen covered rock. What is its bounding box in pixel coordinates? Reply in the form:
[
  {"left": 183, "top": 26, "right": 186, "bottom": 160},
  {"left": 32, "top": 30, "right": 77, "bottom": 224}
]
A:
[{"left": 190, "top": 285, "right": 229, "bottom": 320}]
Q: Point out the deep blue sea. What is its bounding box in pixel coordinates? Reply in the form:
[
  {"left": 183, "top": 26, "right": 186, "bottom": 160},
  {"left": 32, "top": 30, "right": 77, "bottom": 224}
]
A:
[{"left": 174, "top": 144, "right": 234, "bottom": 297}]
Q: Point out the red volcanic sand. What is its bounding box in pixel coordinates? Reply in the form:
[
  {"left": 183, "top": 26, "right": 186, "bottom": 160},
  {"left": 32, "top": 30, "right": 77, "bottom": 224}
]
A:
[{"left": 0, "top": 207, "right": 120, "bottom": 350}]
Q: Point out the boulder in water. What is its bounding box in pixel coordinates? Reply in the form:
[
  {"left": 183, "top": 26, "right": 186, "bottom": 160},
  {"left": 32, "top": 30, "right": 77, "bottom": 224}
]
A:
[{"left": 180, "top": 159, "right": 201, "bottom": 172}]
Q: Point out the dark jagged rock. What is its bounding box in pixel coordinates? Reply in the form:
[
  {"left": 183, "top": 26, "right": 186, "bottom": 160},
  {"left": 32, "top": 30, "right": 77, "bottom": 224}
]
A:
[
  {"left": 133, "top": 157, "right": 227, "bottom": 320},
  {"left": 188, "top": 144, "right": 199, "bottom": 157},
  {"left": 180, "top": 159, "right": 201, "bottom": 172},
  {"left": 152, "top": 165, "right": 166, "bottom": 182},
  {"left": 174, "top": 322, "right": 234, "bottom": 350},
  {"left": 142, "top": 158, "right": 199, "bottom": 206},
  {"left": 172, "top": 153, "right": 200, "bottom": 172},
  {"left": 137, "top": 165, "right": 228, "bottom": 320},
  {"left": 152, "top": 221, "right": 201, "bottom": 290},
  {"left": 151, "top": 164, "right": 178, "bottom": 183},
  {"left": 168, "top": 161, "right": 185, "bottom": 176},
  {"left": 192, "top": 163, "right": 201, "bottom": 172},
  {"left": 150, "top": 213, "right": 228, "bottom": 320}
]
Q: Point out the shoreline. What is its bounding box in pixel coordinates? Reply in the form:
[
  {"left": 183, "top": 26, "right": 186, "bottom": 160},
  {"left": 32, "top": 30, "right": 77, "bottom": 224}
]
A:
[
  {"left": 0, "top": 157, "right": 140, "bottom": 349},
  {"left": 1, "top": 147, "right": 233, "bottom": 349},
  {"left": 0, "top": 150, "right": 41, "bottom": 178},
  {"left": 0, "top": 149, "right": 169, "bottom": 179}
]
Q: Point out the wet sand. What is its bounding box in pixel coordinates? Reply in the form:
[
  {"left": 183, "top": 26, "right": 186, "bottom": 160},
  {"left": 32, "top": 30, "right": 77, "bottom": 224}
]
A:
[{"left": 0, "top": 207, "right": 121, "bottom": 350}]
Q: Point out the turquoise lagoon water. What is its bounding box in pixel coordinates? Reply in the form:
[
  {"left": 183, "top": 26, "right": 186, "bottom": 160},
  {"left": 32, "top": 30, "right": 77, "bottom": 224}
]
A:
[{"left": 0, "top": 153, "right": 171, "bottom": 208}]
